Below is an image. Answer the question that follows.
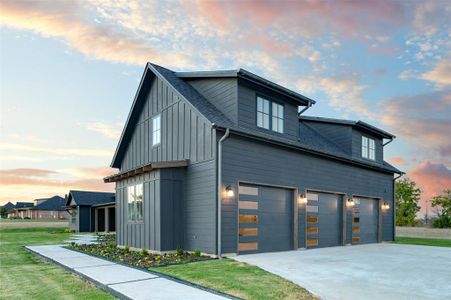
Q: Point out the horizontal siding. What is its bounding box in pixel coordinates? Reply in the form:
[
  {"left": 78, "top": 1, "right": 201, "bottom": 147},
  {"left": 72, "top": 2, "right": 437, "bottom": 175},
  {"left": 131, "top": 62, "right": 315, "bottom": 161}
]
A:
[
  {"left": 120, "top": 77, "right": 215, "bottom": 171},
  {"left": 237, "top": 81, "right": 299, "bottom": 141},
  {"left": 187, "top": 78, "right": 238, "bottom": 123},
  {"left": 303, "top": 122, "right": 352, "bottom": 154},
  {"left": 221, "top": 135, "right": 394, "bottom": 254}
]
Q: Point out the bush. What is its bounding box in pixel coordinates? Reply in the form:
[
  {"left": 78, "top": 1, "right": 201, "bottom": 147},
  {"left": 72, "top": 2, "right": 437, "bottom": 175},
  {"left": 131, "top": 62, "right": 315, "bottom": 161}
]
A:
[
  {"left": 175, "top": 247, "right": 184, "bottom": 256},
  {"left": 194, "top": 249, "right": 201, "bottom": 257},
  {"left": 141, "top": 248, "right": 149, "bottom": 256},
  {"left": 124, "top": 245, "right": 130, "bottom": 253}
]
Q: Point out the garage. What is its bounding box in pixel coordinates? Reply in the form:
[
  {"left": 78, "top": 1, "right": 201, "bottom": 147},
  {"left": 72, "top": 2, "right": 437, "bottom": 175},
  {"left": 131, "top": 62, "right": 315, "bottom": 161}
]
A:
[
  {"left": 238, "top": 184, "right": 293, "bottom": 254},
  {"left": 306, "top": 192, "right": 343, "bottom": 248},
  {"left": 352, "top": 197, "right": 379, "bottom": 244}
]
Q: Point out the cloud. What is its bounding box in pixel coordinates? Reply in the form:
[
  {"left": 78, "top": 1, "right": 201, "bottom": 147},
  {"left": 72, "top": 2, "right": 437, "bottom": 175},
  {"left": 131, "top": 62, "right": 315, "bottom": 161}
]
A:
[
  {"left": 0, "top": 143, "right": 112, "bottom": 157},
  {"left": 85, "top": 122, "right": 123, "bottom": 140},
  {"left": 379, "top": 92, "right": 451, "bottom": 157},
  {"left": 387, "top": 156, "right": 407, "bottom": 166},
  {"left": 0, "top": 167, "right": 114, "bottom": 204},
  {"left": 409, "top": 161, "right": 451, "bottom": 216},
  {"left": 0, "top": 0, "right": 192, "bottom": 67},
  {"left": 421, "top": 58, "right": 451, "bottom": 89},
  {"left": 297, "top": 76, "right": 371, "bottom": 118}
]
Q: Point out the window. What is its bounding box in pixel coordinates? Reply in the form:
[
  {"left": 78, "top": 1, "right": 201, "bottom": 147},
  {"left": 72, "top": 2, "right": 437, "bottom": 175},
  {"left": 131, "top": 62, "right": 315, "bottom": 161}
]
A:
[
  {"left": 362, "top": 136, "right": 375, "bottom": 160},
  {"left": 128, "top": 183, "right": 143, "bottom": 222},
  {"left": 257, "top": 97, "right": 270, "bottom": 129},
  {"left": 272, "top": 102, "right": 284, "bottom": 133},
  {"left": 152, "top": 114, "right": 161, "bottom": 146},
  {"left": 256, "top": 96, "right": 284, "bottom": 133}
]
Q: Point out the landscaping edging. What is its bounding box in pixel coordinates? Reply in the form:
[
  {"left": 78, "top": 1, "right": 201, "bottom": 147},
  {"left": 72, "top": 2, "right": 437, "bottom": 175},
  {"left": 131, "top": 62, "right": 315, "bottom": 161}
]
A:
[{"left": 26, "top": 245, "right": 240, "bottom": 300}]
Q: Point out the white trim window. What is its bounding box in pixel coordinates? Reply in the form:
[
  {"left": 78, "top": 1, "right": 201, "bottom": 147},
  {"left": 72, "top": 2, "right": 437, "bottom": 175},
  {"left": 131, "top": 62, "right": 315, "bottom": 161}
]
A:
[
  {"left": 256, "top": 96, "right": 284, "bottom": 133},
  {"left": 272, "top": 102, "right": 284, "bottom": 133},
  {"left": 128, "top": 183, "right": 143, "bottom": 222},
  {"left": 362, "top": 136, "right": 375, "bottom": 160},
  {"left": 257, "top": 97, "right": 270, "bottom": 129},
  {"left": 152, "top": 114, "right": 161, "bottom": 146}
]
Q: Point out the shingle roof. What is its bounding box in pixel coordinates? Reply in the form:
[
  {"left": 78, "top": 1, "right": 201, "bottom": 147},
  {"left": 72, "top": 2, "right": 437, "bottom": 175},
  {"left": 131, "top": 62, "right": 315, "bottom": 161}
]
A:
[
  {"left": 14, "top": 202, "right": 34, "bottom": 209},
  {"left": 150, "top": 64, "right": 234, "bottom": 128},
  {"left": 2, "top": 202, "right": 15, "bottom": 210},
  {"left": 300, "top": 116, "right": 395, "bottom": 139},
  {"left": 67, "top": 191, "right": 115, "bottom": 207},
  {"left": 31, "top": 196, "right": 65, "bottom": 211}
]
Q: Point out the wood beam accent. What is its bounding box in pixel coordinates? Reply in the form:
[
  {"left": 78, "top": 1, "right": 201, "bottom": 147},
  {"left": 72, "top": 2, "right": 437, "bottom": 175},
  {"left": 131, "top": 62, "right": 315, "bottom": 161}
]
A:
[{"left": 103, "top": 160, "right": 189, "bottom": 183}]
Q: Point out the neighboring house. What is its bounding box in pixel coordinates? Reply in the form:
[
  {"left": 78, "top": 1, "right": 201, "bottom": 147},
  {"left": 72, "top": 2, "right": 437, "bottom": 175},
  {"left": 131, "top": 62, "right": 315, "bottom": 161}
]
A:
[
  {"left": 2, "top": 202, "right": 15, "bottom": 218},
  {"left": 65, "top": 191, "right": 116, "bottom": 232},
  {"left": 29, "top": 196, "right": 68, "bottom": 220},
  {"left": 11, "top": 202, "right": 34, "bottom": 218},
  {"left": 104, "top": 63, "right": 402, "bottom": 256}
]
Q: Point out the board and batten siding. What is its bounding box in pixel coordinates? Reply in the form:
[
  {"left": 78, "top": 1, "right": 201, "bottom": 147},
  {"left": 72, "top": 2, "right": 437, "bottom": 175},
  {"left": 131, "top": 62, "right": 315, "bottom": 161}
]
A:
[
  {"left": 237, "top": 80, "right": 300, "bottom": 141},
  {"left": 220, "top": 134, "right": 394, "bottom": 254},
  {"left": 116, "top": 169, "right": 184, "bottom": 251},
  {"left": 120, "top": 76, "right": 215, "bottom": 171},
  {"left": 186, "top": 78, "right": 238, "bottom": 124}
]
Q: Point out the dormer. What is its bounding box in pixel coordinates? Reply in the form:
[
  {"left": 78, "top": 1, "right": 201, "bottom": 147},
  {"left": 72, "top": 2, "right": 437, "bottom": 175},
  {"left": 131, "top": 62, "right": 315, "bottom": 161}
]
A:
[
  {"left": 177, "top": 69, "right": 314, "bottom": 141},
  {"left": 300, "top": 116, "right": 395, "bottom": 164}
]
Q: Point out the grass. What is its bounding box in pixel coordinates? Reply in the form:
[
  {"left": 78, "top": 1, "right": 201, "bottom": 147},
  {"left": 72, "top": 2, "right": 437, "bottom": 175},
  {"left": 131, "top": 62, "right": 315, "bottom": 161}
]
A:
[
  {"left": 0, "top": 219, "right": 67, "bottom": 222},
  {"left": 395, "top": 237, "right": 451, "bottom": 247},
  {"left": 157, "top": 258, "right": 316, "bottom": 300},
  {"left": 0, "top": 227, "right": 114, "bottom": 300}
]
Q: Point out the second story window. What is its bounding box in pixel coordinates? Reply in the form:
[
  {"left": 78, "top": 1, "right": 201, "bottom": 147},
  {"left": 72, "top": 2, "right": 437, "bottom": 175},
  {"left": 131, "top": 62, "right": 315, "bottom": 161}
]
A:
[
  {"left": 362, "top": 136, "right": 375, "bottom": 160},
  {"left": 152, "top": 114, "right": 161, "bottom": 146},
  {"left": 257, "top": 96, "right": 284, "bottom": 133}
]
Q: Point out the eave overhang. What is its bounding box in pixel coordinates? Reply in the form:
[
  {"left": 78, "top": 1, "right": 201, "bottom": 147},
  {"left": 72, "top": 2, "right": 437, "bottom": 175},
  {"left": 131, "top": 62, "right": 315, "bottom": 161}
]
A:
[{"left": 104, "top": 160, "right": 189, "bottom": 183}]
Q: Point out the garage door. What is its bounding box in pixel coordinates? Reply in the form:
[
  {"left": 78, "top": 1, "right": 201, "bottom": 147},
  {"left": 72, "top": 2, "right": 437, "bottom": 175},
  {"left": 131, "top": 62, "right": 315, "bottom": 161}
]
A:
[
  {"left": 352, "top": 198, "right": 379, "bottom": 244},
  {"left": 306, "top": 192, "right": 343, "bottom": 248},
  {"left": 238, "top": 184, "right": 293, "bottom": 254}
]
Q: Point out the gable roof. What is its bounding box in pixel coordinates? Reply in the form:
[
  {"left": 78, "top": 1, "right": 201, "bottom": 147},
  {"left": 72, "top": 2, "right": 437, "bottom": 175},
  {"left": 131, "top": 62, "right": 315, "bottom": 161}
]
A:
[
  {"left": 2, "top": 202, "right": 15, "bottom": 210},
  {"left": 300, "top": 116, "right": 395, "bottom": 139},
  {"left": 176, "top": 68, "right": 315, "bottom": 106},
  {"left": 110, "top": 63, "right": 234, "bottom": 168},
  {"left": 31, "top": 196, "right": 65, "bottom": 211},
  {"left": 15, "top": 202, "right": 34, "bottom": 209},
  {"left": 66, "top": 190, "right": 115, "bottom": 207}
]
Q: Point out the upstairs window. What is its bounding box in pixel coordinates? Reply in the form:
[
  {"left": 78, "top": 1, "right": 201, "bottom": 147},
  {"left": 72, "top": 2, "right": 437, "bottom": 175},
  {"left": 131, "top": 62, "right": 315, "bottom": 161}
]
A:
[
  {"left": 256, "top": 96, "right": 284, "bottom": 133},
  {"left": 362, "top": 136, "right": 375, "bottom": 160},
  {"left": 128, "top": 183, "right": 143, "bottom": 222},
  {"left": 152, "top": 114, "right": 161, "bottom": 146},
  {"left": 257, "top": 97, "right": 270, "bottom": 129}
]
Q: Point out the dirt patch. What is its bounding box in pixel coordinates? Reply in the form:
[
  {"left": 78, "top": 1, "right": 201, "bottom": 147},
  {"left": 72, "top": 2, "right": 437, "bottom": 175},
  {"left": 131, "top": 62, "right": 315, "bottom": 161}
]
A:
[
  {"left": 396, "top": 226, "right": 451, "bottom": 240},
  {"left": 0, "top": 221, "right": 68, "bottom": 228}
]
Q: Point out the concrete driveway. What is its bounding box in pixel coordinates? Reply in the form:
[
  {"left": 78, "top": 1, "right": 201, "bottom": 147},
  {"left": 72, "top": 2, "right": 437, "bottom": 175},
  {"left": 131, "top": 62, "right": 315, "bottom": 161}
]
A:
[{"left": 233, "top": 243, "right": 451, "bottom": 300}]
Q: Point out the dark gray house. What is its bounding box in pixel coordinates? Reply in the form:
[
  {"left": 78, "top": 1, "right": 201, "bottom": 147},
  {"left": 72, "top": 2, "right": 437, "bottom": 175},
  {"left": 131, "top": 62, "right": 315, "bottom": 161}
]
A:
[
  {"left": 104, "top": 63, "right": 402, "bottom": 256},
  {"left": 66, "top": 191, "right": 115, "bottom": 233}
]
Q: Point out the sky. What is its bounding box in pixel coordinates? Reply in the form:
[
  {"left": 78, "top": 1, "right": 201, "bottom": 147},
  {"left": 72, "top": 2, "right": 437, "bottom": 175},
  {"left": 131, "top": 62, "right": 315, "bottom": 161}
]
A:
[{"left": 0, "top": 0, "right": 450, "bottom": 216}]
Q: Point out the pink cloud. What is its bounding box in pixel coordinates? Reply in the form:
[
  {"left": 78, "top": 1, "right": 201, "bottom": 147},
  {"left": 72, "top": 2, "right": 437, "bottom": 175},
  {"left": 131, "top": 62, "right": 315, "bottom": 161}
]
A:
[
  {"left": 387, "top": 156, "right": 407, "bottom": 166},
  {"left": 409, "top": 161, "right": 451, "bottom": 216}
]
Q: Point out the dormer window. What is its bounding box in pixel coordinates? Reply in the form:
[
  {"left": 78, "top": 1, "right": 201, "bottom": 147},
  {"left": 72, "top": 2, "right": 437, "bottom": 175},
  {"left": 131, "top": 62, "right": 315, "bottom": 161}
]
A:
[
  {"left": 257, "top": 96, "right": 284, "bottom": 133},
  {"left": 362, "top": 136, "right": 375, "bottom": 160}
]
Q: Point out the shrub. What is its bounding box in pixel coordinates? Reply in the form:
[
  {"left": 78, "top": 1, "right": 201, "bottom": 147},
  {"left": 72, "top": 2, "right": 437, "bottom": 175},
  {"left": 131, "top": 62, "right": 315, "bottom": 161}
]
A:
[
  {"left": 175, "top": 247, "right": 184, "bottom": 256},
  {"left": 124, "top": 245, "right": 130, "bottom": 253},
  {"left": 141, "top": 248, "right": 149, "bottom": 256},
  {"left": 194, "top": 249, "right": 201, "bottom": 257}
]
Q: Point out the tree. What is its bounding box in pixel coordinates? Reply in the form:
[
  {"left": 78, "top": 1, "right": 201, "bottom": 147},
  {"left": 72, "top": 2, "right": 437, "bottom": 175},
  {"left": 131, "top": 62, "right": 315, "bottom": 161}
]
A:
[
  {"left": 0, "top": 206, "right": 7, "bottom": 218},
  {"left": 432, "top": 189, "right": 451, "bottom": 228},
  {"left": 395, "top": 178, "right": 421, "bottom": 226}
]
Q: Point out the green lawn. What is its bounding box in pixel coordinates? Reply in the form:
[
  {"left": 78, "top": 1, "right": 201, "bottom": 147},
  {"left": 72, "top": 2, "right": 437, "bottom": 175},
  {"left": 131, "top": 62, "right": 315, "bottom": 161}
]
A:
[
  {"left": 395, "top": 237, "right": 451, "bottom": 247},
  {"left": 0, "top": 219, "right": 67, "bottom": 222},
  {"left": 0, "top": 227, "right": 114, "bottom": 300},
  {"left": 157, "top": 258, "right": 316, "bottom": 300}
]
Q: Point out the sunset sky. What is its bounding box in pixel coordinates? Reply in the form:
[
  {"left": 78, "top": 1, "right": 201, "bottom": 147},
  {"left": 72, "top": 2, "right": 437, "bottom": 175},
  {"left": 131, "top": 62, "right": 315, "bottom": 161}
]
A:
[{"left": 0, "top": 0, "right": 450, "bottom": 215}]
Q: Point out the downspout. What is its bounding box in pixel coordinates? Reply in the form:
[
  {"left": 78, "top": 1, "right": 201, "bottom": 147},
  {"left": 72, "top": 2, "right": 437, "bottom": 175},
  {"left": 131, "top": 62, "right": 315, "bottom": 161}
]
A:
[
  {"left": 383, "top": 137, "right": 394, "bottom": 147},
  {"left": 392, "top": 173, "right": 403, "bottom": 241},
  {"left": 298, "top": 103, "right": 312, "bottom": 141},
  {"left": 217, "top": 127, "right": 230, "bottom": 258}
]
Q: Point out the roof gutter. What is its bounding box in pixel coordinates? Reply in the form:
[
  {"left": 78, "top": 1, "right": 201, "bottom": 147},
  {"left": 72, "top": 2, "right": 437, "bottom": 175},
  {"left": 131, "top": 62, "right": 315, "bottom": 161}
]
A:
[{"left": 216, "top": 127, "right": 230, "bottom": 258}]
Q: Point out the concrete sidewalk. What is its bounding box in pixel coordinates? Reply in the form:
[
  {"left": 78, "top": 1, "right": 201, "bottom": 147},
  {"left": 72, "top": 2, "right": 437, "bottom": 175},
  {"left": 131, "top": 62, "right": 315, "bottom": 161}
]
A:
[{"left": 26, "top": 245, "right": 229, "bottom": 300}]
